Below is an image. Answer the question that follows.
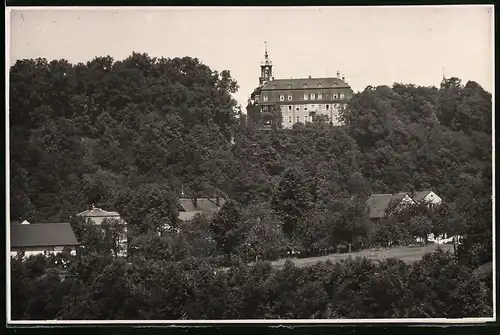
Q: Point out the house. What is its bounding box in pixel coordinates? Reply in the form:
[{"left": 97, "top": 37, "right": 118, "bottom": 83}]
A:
[
  {"left": 411, "top": 190, "right": 442, "bottom": 207},
  {"left": 365, "top": 192, "right": 416, "bottom": 221},
  {"left": 177, "top": 196, "right": 226, "bottom": 222},
  {"left": 10, "top": 222, "right": 79, "bottom": 258},
  {"left": 76, "top": 206, "right": 122, "bottom": 225},
  {"left": 77, "top": 205, "right": 128, "bottom": 257}
]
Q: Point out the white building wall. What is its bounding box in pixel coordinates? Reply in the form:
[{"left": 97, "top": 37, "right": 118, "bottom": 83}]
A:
[{"left": 423, "top": 191, "right": 442, "bottom": 205}]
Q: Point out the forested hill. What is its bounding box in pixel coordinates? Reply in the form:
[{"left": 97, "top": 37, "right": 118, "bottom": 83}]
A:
[{"left": 9, "top": 53, "right": 492, "bottom": 232}]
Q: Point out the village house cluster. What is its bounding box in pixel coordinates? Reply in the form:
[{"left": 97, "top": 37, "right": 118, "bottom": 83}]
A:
[
  {"left": 10, "top": 196, "right": 225, "bottom": 259},
  {"left": 10, "top": 189, "right": 447, "bottom": 259}
]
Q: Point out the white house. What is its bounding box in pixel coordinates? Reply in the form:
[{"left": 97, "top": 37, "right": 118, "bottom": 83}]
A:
[
  {"left": 10, "top": 222, "right": 79, "bottom": 258},
  {"left": 412, "top": 190, "right": 443, "bottom": 207},
  {"left": 77, "top": 206, "right": 128, "bottom": 257}
]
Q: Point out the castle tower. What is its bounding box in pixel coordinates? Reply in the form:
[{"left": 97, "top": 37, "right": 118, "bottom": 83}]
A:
[{"left": 259, "top": 42, "right": 273, "bottom": 85}]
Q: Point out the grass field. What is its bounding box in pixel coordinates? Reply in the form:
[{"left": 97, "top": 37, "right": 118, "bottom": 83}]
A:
[{"left": 271, "top": 244, "right": 454, "bottom": 269}]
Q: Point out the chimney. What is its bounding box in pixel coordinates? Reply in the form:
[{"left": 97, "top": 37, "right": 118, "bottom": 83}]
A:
[
  {"left": 342, "top": 74, "right": 345, "bottom": 81},
  {"left": 308, "top": 75, "right": 312, "bottom": 79},
  {"left": 336, "top": 71, "right": 340, "bottom": 79}
]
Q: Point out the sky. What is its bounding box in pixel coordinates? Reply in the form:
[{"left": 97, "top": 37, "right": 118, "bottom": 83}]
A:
[{"left": 8, "top": 6, "right": 494, "bottom": 110}]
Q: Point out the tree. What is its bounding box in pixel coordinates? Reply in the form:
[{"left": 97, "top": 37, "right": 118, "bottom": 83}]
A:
[
  {"left": 271, "top": 167, "right": 311, "bottom": 239},
  {"left": 209, "top": 201, "right": 243, "bottom": 260}
]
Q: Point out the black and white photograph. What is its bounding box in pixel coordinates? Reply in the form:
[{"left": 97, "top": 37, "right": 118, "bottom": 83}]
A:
[{"left": 6, "top": 5, "right": 495, "bottom": 323}]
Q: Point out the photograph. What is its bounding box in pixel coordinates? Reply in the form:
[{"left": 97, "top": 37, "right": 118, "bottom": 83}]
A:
[{"left": 6, "top": 5, "right": 495, "bottom": 324}]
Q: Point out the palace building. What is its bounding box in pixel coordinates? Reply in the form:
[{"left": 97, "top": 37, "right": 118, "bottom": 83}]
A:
[{"left": 246, "top": 44, "right": 354, "bottom": 129}]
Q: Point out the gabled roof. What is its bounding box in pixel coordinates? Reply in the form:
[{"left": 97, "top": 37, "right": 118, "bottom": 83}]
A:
[
  {"left": 11, "top": 223, "right": 79, "bottom": 248},
  {"left": 365, "top": 194, "right": 394, "bottom": 219},
  {"left": 412, "top": 190, "right": 432, "bottom": 203},
  {"left": 261, "top": 77, "right": 351, "bottom": 90},
  {"left": 179, "top": 198, "right": 226, "bottom": 212},
  {"left": 365, "top": 193, "right": 413, "bottom": 219},
  {"left": 77, "top": 208, "right": 120, "bottom": 217}
]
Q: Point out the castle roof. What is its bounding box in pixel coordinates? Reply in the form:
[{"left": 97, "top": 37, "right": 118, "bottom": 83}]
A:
[{"left": 261, "top": 77, "right": 351, "bottom": 91}]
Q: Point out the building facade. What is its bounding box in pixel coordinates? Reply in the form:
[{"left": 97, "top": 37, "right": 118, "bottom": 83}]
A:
[
  {"left": 77, "top": 206, "right": 128, "bottom": 257},
  {"left": 247, "top": 45, "right": 354, "bottom": 129},
  {"left": 10, "top": 221, "right": 79, "bottom": 258}
]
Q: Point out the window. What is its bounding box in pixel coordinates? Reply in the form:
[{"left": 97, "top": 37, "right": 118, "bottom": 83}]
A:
[
  {"left": 340, "top": 93, "right": 345, "bottom": 99},
  {"left": 333, "top": 93, "right": 338, "bottom": 99},
  {"left": 287, "top": 84, "right": 292, "bottom": 89},
  {"left": 272, "top": 84, "right": 276, "bottom": 89},
  {"left": 304, "top": 115, "right": 308, "bottom": 122},
  {"left": 311, "top": 104, "right": 316, "bottom": 109},
  {"left": 318, "top": 93, "right": 323, "bottom": 99},
  {"left": 310, "top": 93, "right": 315, "bottom": 100},
  {"left": 296, "top": 116, "right": 300, "bottom": 122},
  {"left": 288, "top": 116, "right": 292, "bottom": 123},
  {"left": 263, "top": 95, "right": 269, "bottom": 102},
  {"left": 262, "top": 106, "right": 268, "bottom": 112},
  {"left": 296, "top": 107, "right": 300, "bottom": 111},
  {"left": 303, "top": 83, "right": 308, "bottom": 88},
  {"left": 319, "top": 104, "right": 323, "bottom": 110},
  {"left": 304, "top": 106, "right": 308, "bottom": 111},
  {"left": 317, "top": 83, "right": 322, "bottom": 88},
  {"left": 326, "top": 104, "right": 330, "bottom": 110},
  {"left": 280, "top": 94, "right": 285, "bottom": 101},
  {"left": 304, "top": 94, "right": 308, "bottom": 100},
  {"left": 288, "top": 105, "right": 292, "bottom": 111},
  {"left": 288, "top": 94, "right": 292, "bottom": 100}
]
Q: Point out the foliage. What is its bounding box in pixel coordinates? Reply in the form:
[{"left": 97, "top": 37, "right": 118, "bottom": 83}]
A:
[{"left": 9, "top": 54, "right": 492, "bottom": 320}]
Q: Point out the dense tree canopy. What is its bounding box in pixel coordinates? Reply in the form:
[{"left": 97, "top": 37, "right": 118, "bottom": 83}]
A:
[{"left": 9, "top": 53, "right": 492, "bottom": 320}]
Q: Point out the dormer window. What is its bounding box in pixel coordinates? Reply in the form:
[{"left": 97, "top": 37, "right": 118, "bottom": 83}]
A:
[
  {"left": 303, "top": 83, "right": 308, "bottom": 88},
  {"left": 340, "top": 93, "right": 345, "bottom": 99},
  {"left": 272, "top": 84, "right": 276, "bottom": 89},
  {"left": 310, "top": 93, "right": 315, "bottom": 100},
  {"left": 263, "top": 95, "right": 269, "bottom": 102},
  {"left": 287, "top": 84, "right": 292, "bottom": 89},
  {"left": 280, "top": 94, "right": 285, "bottom": 101},
  {"left": 303, "top": 93, "right": 308, "bottom": 100},
  {"left": 333, "top": 93, "right": 338, "bottom": 99},
  {"left": 287, "top": 94, "right": 292, "bottom": 100},
  {"left": 318, "top": 93, "right": 323, "bottom": 99},
  {"left": 317, "top": 83, "right": 322, "bottom": 88}
]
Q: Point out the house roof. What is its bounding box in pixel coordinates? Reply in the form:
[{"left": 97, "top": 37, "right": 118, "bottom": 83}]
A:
[
  {"left": 179, "top": 198, "right": 226, "bottom": 212},
  {"left": 76, "top": 208, "right": 120, "bottom": 217},
  {"left": 261, "top": 77, "right": 351, "bottom": 91},
  {"left": 412, "top": 190, "right": 432, "bottom": 203},
  {"left": 11, "top": 223, "right": 79, "bottom": 248},
  {"left": 366, "top": 194, "right": 394, "bottom": 219},
  {"left": 366, "top": 193, "right": 414, "bottom": 219}
]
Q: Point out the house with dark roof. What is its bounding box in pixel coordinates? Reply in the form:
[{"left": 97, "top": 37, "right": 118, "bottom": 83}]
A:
[
  {"left": 177, "top": 196, "right": 226, "bottom": 222},
  {"left": 365, "top": 192, "right": 416, "bottom": 221},
  {"left": 246, "top": 43, "right": 354, "bottom": 129},
  {"left": 10, "top": 222, "right": 79, "bottom": 258}
]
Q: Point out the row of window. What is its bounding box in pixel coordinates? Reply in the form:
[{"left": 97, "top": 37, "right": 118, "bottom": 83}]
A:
[
  {"left": 280, "top": 104, "right": 344, "bottom": 112},
  {"left": 263, "top": 92, "right": 346, "bottom": 102},
  {"left": 285, "top": 115, "right": 339, "bottom": 124},
  {"left": 272, "top": 82, "right": 339, "bottom": 89}
]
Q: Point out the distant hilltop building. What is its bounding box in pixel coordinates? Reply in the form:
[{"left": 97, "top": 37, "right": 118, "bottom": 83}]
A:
[{"left": 246, "top": 43, "right": 354, "bottom": 129}]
